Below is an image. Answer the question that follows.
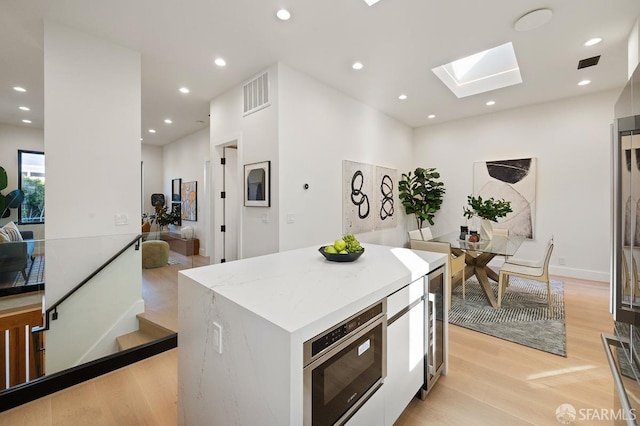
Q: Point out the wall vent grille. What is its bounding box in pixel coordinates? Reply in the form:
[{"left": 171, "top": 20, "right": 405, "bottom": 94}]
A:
[{"left": 243, "top": 72, "right": 270, "bottom": 116}]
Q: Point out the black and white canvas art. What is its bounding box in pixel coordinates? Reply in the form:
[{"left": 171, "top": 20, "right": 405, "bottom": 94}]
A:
[
  {"left": 343, "top": 160, "right": 374, "bottom": 234},
  {"left": 473, "top": 158, "right": 537, "bottom": 239},
  {"left": 374, "top": 166, "right": 397, "bottom": 230}
]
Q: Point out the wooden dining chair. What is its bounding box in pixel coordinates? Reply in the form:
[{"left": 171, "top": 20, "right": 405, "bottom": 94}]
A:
[
  {"left": 497, "top": 236, "right": 554, "bottom": 310},
  {"left": 410, "top": 239, "right": 466, "bottom": 310},
  {"left": 622, "top": 254, "right": 631, "bottom": 298}
]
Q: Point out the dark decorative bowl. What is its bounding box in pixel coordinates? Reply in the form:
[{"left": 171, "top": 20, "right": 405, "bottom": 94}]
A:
[{"left": 319, "top": 246, "right": 365, "bottom": 262}]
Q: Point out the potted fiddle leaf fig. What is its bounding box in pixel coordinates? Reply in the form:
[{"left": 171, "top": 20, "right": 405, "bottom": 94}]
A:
[
  {"left": 463, "top": 195, "right": 512, "bottom": 240},
  {"left": 398, "top": 167, "right": 445, "bottom": 240}
]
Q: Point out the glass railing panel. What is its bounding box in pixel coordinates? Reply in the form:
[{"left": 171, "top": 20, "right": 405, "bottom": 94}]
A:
[{"left": 0, "top": 231, "right": 209, "bottom": 395}]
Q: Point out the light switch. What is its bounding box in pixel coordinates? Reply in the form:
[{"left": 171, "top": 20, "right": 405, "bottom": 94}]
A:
[
  {"left": 213, "top": 322, "right": 222, "bottom": 354},
  {"left": 287, "top": 213, "right": 295, "bottom": 224},
  {"left": 262, "top": 214, "right": 269, "bottom": 223}
]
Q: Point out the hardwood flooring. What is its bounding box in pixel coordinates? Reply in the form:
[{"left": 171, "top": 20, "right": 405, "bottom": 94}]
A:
[
  {"left": 0, "top": 275, "right": 616, "bottom": 425},
  {"left": 141, "top": 251, "right": 209, "bottom": 332}
]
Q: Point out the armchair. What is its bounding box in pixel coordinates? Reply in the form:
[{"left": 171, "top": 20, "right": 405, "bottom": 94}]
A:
[{"left": 0, "top": 231, "right": 35, "bottom": 280}]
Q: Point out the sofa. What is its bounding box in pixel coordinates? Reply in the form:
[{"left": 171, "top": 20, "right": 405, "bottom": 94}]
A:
[{"left": 0, "top": 231, "right": 35, "bottom": 280}]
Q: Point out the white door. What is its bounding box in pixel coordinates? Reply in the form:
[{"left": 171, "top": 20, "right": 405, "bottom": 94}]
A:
[{"left": 223, "top": 147, "right": 239, "bottom": 261}]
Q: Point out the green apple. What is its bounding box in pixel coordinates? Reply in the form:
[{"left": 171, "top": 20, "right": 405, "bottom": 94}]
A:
[
  {"left": 339, "top": 250, "right": 348, "bottom": 254},
  {"left": 334, "top": 239, "right": 347, "bottom": 252},
  {"left": 324, "top": 245, "right": 338, "bottom": 254}
]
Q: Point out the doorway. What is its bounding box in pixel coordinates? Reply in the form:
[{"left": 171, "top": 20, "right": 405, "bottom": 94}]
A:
[{"left": 222, "top": 146, "right": 239, "bottom": 262}]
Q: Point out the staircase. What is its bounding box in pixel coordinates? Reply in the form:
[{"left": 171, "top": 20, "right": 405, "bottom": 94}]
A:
[{"left": 116, "top": 313, "right": 174, "bottom": 351}]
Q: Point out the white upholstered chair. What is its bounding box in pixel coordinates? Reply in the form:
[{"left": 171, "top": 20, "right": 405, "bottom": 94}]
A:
[
  {"left": 410, "top": 239, "right": 466, "bottom": 310},
  {"left": 497, "top": 237, "right": 554, "bottom": 310},
  {"left": 492, "top": 228, "right": 509, "bottom": 237},
  {"left": 408, "top": 227, "right": 433, "bottom": 241}
]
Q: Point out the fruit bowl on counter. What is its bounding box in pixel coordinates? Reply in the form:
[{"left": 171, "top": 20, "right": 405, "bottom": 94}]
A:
[
  {"left": 319, "top": 234, "right": 364, "bottom": 262},
  {"left": 319, "top": 246, "right": 365, "bottom": 262}
]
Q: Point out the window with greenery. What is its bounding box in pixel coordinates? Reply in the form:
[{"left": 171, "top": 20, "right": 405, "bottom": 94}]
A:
[{"left": 18, "top": 150, "right": 45, "bottom": 224}]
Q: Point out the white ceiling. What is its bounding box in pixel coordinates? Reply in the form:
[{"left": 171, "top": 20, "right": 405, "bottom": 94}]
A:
[{"left": 0, "top": 0, "right": 639, "bottom": 146}]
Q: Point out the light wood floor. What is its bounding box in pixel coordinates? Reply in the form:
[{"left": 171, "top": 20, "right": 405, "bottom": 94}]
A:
[
  {"left": 140, "top": 251, "right": 209, "bottom": 332},
  {"left": 0, "top": 275, "right": 615, "bottom": 425}
]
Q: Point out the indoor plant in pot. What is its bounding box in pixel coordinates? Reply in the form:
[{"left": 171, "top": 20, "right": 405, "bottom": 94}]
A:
[
  {"left": 398, "top": 167, "right": 445, "bottom": 240},
  {"left": 463, "top": 195, "right": 512, "bottom": 240}
]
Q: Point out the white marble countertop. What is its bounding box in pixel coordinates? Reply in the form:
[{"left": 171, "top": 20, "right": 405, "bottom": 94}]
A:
[{"left": 180, "top": 244, "right": 446, "bottom": 338}]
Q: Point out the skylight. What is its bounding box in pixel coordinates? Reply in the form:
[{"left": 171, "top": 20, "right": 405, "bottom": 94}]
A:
[{"left": 431, "top": 42, "right": 522, "bottom": 98}]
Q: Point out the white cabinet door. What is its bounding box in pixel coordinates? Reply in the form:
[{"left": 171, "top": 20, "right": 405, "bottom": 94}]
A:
[
  {"left": 384, "top": 300, "right": 425, "bottom": 425},
  {"left": 344, "top": 385, "right": 385, "bottom": 426}
]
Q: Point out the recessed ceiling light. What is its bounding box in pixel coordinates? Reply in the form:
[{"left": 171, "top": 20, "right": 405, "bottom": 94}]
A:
[
  {"left": 214, "top": 58, "right": 226, "bottom": 67},
  {"left": 148, "top": 129, "right": 156, "bottom": 134},
  {"left": 364, "top": 0, "right": 382, "bottom": 5},
  {"left": 276, "top": 9, "right": 291, "bottom": 20},
  {"left": 578, "top": 79, "right": 591, "bottom": 86},
  {"left": 19, "top": 106, "right": 30, "bottom": 111},
  {"left": 486, "top": 100, "right": 496, "bottom": 106},
  {"left": 13, "top": 86, "right": 26, "bottom": 92},
  {"left": 428, "top": 114, "right": 436, "bottom": 119},
  {"left": 140, "top": 138, "right": 143, "bottom": 141},
  {"left": 22, "top": 119, "right": 32, "bottom": 124},
  {"left": 514, "top": 8, "right": 553, "bottom": 32},
  {"left": 584, "top": 37, "right": 602, "bottom": 47},
  {"left": 398, "top": 94, "right": 407, "bottom": 100},
  {"left": 352, "top": 62, "right": 364, "bottom": 70},
  {"left": 179, "top": 87, "right": 190, "bottom": 94},
  {"left": 164, "top": 119, "right": 172, "bottom": 124}
]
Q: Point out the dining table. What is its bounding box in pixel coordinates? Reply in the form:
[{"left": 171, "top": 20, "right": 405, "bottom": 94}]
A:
[{"left": 431, "top": 231, "right": 525, "bottom": 308}]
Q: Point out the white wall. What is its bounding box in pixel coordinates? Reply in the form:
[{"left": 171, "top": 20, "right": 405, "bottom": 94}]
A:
[
  {"left": 161, "top": 127, "right": 209, "bottom": 251},
  {"left": 0, "top": 123, "right": 44, "bottom": 237},
  {"left": 210, "top": 64, "right": 280, "bottom": 261},
  {"left": 413, "top": 89, "right": 620, "bottom": 281},
  {"left": 141, "top": 143, "right": 163, "bottom": 217},
  {"left": 278, "top": 63, "right": 413, "bottom": 250},
  {"left": 43, "top": 21, "right": 143, "bottom": 371}
]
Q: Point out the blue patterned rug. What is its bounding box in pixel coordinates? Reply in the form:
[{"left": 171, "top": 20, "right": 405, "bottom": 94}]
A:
[{"left": 449, "top": 276, "right": 566, "bottom": 357}]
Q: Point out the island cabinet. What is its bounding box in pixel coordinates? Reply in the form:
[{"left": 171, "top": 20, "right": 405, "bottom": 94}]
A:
[
  {"left": 383, "top": 278, "right": 426, "bottom": 425},
  {"left": 177, "top": 244, "right": 447, "bottom": 426}
]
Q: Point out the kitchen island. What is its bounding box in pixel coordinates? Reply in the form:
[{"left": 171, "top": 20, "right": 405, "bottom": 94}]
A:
[{"left": 177, "top": 244, "right": 447, "bottom": 425}]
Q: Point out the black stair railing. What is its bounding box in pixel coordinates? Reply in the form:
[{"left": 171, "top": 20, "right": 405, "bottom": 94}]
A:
[{"left": 32, "top": 234, "right": 142, "bottom": 333}]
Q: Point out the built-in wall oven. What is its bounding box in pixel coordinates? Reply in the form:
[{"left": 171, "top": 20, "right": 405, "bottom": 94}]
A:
[
  {"left": 422, "top": 265, "right": 445, "bottom": 398},
  {"left": 303, "top": 299, "right": 387, "bottom": 426}
]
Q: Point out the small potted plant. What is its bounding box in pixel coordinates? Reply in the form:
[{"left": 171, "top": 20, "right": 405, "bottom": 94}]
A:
[
  {"left": 463, "top": 195, "right": 512, "bottom": 240},
  {"left": 398, "top": 167, "right": 446, "bottom": 240}
]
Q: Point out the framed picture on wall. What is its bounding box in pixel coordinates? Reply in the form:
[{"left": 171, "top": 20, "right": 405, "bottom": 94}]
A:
[
  {"left": 244, "top": 161, "right": 270, "bottom": 207},
  {"left": 181, "top": 181, "right": 197, "bottom": 221},
  {"left": 172, "top": 178, "right": 181, "bottom": 203}
]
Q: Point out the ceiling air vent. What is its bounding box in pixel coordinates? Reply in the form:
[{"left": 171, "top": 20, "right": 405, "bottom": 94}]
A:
[
  {"left": 243, "top": 71, "right": 270, "bottom": 116},
  {"left": 577, "top": 55, "right": 600, "bottom": 69}
]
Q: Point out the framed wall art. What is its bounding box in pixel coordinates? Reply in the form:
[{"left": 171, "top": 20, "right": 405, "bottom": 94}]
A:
[
  {"left": 244, "top": 161, "right": 270, "bottom": 207},
  {"left": 172, "top": 178, "right": 182, "bottom": 203},
  {"left": 473, "top": 157, "right": 537, "bottom": 238},
  {"left": 181, "top": 181, "right": 197, "bottom": 221}
]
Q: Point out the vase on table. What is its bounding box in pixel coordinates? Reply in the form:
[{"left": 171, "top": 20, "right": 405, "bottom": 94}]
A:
[{"left": 480, "top": 219, "right": 494, "bottom": 241}]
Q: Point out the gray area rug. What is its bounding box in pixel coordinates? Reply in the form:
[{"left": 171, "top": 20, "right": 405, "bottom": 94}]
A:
[{"left": 449, "top": 276, "right": 566, "bottom": 357}]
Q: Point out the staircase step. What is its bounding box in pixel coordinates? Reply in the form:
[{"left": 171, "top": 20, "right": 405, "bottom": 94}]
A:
[
  {"left": 137, "top": 313, "right": 176, "bottom": 336},
  {"left": 116, "top": 330, "right": 159, "bottom": 351},
  {"left": 137, "top": 310, "right": 178, "bottom": 333},
  {"left": 116, "top": 314, "right": 175, "bottom": 351}
]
